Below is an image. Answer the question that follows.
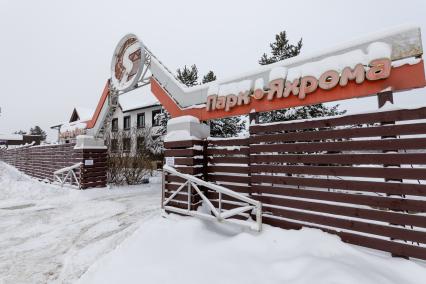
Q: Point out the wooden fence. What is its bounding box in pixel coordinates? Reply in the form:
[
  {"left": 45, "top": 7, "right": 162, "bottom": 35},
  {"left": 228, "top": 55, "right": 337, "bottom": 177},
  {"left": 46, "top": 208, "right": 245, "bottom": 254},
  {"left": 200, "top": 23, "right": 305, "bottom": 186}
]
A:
[
  {"left": 0, "top": 143, "right": 107, "bottom": 189},
  {"left": 164, "top": 106, "right": 426, "bottom": 260}
]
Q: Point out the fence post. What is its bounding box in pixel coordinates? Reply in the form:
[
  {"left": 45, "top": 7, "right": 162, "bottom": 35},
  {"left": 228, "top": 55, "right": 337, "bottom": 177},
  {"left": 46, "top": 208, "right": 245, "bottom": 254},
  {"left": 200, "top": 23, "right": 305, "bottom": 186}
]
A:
[
  {"left": 74, "top": 135, "right": 108, "bottom": 189},
  {"left": 163, "top": 116, "right": 210, "bottom": 212},
  {"left": 377, "top": 91, "right": 408, "bottom": 259}
]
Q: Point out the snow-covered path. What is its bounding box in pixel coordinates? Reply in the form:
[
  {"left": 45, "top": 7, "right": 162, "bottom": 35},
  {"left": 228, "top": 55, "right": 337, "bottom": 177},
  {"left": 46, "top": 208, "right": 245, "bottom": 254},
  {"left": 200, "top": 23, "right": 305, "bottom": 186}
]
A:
[{"left": 0, "top": 162, "right": 161, "bottom": 284}]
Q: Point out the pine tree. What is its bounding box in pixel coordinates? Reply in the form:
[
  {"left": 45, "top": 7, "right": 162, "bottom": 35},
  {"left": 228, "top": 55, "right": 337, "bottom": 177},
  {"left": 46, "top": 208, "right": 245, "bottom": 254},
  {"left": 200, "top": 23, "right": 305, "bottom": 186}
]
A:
[
  {"left": 202, "top": 71, "right": 217, "bottom": 84},
  {"left": 259, "top": 31, "right": 302, "bottom": 65},
  {"left": 29, "top": 125, "right": 47, "bottom": 140},
  {"left": 200, "top": 70, "right": 246, "bottom": 137},
  {"left": 155, "top": 110, "right": 171, "bottom": 136},
  {"left": 176, "top": 65, "right": 199, "bottom": 87},
  {"left": 257, "top": 104, "right": 344, "bottom": 124},
  {"left": 258, "top": 31, "right": 345, "bottom": 123}
]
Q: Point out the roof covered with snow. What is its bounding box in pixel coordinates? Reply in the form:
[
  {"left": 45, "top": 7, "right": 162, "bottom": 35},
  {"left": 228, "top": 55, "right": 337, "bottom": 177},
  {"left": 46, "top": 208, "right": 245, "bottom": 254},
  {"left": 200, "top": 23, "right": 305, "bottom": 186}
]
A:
[
  {"left": 119, "top": 84, "right": 160, "bottom": 112},
  {"left": 0, "top": 134, "right": 23, "bottom": 141},
  {"left": 73, "top": 107, "right": 94, "bottom": 122}
]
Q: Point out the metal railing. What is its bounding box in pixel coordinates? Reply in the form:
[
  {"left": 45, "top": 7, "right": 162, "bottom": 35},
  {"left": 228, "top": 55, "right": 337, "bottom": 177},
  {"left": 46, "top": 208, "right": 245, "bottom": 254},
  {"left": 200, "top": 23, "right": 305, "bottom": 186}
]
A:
[
  {"left": 53, "top": 162, "right": 82, "bottom": 189},
  {"left": 162, "top": 165, "right": 262, "bottom": 231}
]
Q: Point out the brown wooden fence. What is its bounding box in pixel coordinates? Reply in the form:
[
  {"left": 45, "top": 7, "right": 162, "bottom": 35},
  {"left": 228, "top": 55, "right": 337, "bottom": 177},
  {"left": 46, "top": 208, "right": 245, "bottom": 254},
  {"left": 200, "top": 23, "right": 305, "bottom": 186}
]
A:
[
  {"left": 164, "top": 106, "right": 426, "bottom": 260},
  {"left": 0, "top": 143, "right": 107, "bottom": 189}
]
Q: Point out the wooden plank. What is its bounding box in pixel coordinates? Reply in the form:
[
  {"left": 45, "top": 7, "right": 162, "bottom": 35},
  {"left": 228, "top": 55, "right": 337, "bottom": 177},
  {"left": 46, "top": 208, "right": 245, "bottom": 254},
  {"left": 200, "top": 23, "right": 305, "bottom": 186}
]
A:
[
  {"left": 251, "top": 153, "right": 426, "bottom": 165},
  {"left": 199, "top": 184, "right": 251, "bottom": 194},
  {"left": 80, "top": 175, "right": 107, "bottom": 183},
  {"left": 262, "top": 216, "right": 426, "bottom": 260},
  {"left": 251, "top": 165, "right": 426, "bottom": 180},
  {"left": 207, "top": 174, "right": 251, "bottom": 184},
  {"left": 164, "top": 149, "right": 203, "bottom": 157},
  {"left": 210, "top": 200, "right": 248, "bottom": 211},
  {"left": 164, "top": 191, "right": 199, "bottom": 202},
  {"left": 174, "top": 166, "right": 204, "bottom": 175},
  {"left": 164, "top": 140, "right": 203, "bottom": 148},
  {"left": 165, "top": 183, "right": 185, "bottom": 190},
  {"left": 251, "top": 138, "right": 426, "bottom": 153},
  {"left": 254, "top": 194, "right": 426, "bottom": 228},
  {"left": 165, "top": 175, "right": 186, "bottom": 183},
  {"left": 81, "top": 171, "right": 107, "bottom": 178},
  {"left": 206, "top": 148, "right": 250, "bottom": 156},
  {"left": 174, "top": 157, "right": 204, "bottom": 166},
  {"left": 166, "top": 200, "right": 202, "bottom": 211},
  {"left": 82, "top": 149, "right": 107, "bottom": 153},
  {"left": 207, "top": 166, "right": 249, "bottom": 174},
  {"left": 206, "top": 191, "right": 247, "bottom": 203},
  {"left": 251, "top": 175, "right": 426, "bottom": 196},
  {"left": 165, "top": 181, "right": 250, "bottom": 194},
  {"left": 208, "top": 156, "right": 250, "bottom": 164},
  {"left": 259, "top": 203, "right": 426, "bottom": 243},
  {"left": 250, "top": 107, "right": 426, "bottom": 134},
  {"left": 82, "top": 153, "right": 107, "bottom": 158},
  {"left": 81, "top": 180, "right": 107, "bottom": 189},
  {"left": 207, "top": 138, "right": 249, "bottom": 146},
  {"left": 250, "top": 123, "right": 426, "bottom": 143},
  {"left": 251, "top": 184, "right": 426, "bottom": 212}
]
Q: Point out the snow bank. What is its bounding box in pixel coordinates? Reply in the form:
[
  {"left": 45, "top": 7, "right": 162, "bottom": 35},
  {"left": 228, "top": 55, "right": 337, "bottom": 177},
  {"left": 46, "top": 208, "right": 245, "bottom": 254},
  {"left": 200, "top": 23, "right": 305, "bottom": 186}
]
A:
[
  {"left": 78, "top": 215, "right": 426, "bottom": 284},
  {"left": 0, "top": 161, "right": 162, "bottom": 283}
]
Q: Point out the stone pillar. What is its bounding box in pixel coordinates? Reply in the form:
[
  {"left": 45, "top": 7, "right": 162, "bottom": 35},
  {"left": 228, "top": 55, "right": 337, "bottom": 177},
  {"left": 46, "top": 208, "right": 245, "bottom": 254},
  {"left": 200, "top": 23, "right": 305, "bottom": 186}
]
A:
[
  {"left": 162, "top": 116, "right": 209, "bottom": 211},
  {"left": 74, "top": 135, "right": 108, "bottom": 189}
]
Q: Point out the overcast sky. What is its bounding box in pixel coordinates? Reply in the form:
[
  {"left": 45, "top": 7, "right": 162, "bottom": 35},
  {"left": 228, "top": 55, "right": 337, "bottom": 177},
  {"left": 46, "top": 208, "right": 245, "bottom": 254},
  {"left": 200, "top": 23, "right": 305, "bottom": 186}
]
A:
[{"left": 1, "top": 0, "right": 425, "bottom": 140}]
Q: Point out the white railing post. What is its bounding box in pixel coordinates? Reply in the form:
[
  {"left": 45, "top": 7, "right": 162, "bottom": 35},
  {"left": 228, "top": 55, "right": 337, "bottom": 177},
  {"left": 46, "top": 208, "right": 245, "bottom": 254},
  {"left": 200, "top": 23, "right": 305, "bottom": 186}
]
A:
[
  {"left": 218, "top": 192, "right": 222, "bottom": 218},
  {"left": 187, "top": 182, "right": 191, "bottom": 211},
  {"left": 161, "top": 171, "right": 166, "bottom": 210}
]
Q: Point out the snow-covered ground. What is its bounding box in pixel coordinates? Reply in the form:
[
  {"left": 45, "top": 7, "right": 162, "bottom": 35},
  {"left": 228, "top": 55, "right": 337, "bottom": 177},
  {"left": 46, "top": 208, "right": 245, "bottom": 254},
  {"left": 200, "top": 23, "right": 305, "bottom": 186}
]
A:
[
  {"left": 0, "top": 162, "right": 161, "bottom": 284},
  {"left": 78, "top": 215, "right": 426, "bottom": 284},
  {"left": 1, "top": 161, "right": 426, "bottom": 284}
]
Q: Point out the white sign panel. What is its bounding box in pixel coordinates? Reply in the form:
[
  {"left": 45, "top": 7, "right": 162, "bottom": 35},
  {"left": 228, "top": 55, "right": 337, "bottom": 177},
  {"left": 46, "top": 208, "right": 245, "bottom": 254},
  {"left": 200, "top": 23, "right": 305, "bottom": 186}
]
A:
[
  {"left": 165, "top": 157, "right": 175, "bottom": 167},
  {"left": 84, "top": 159, "right": 94, "bottom": 166},
  {"left": 111, "top": 34, "right": 145, "bottom": 92}
]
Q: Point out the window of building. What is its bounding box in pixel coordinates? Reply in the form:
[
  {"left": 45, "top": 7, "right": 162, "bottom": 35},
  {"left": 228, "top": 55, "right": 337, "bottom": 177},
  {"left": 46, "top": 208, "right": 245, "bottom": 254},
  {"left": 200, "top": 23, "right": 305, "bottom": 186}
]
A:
[
  {"left": 123, "top": 138, "right": 131, "bottom": 152},
  {"left": 152, "top": 109, "right": 161, "bottom": 127},
  {"left": 111, "top": 118, "right": 118, "bottom": 132},
  {"left": 111, "top": 139, "right": 118, "bottom": 152},
  {"left": 137, "top": 113, "right": 145, "bottom": 128},
  {"left": 137, "top": 136, "right": 145, "bottom": 150},
  {"left": 123, "top": 116, "right": 131, "bottom": 130}
]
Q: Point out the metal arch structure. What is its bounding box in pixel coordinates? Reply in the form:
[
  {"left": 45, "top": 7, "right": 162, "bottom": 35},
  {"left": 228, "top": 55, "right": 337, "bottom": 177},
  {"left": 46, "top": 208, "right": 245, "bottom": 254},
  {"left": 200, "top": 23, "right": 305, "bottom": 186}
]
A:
[
  {"left": 92, "top": 34, "right": 152, "bottom": 138},
  {"left": 87, "top": 25, "right": 426, "bottom": 137}
]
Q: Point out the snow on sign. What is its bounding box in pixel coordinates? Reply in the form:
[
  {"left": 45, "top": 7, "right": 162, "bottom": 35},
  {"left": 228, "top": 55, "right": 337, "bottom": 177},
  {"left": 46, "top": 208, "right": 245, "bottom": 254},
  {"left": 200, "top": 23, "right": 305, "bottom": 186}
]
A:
[
  {"left": 206, "top": 57, "right": 391, "bottom": 112},
  {"left": 111, "top": 34, "right": 145, "bottom": 92},
  {"left": 145, "top": 25, "right": 425, "bottom": 121}
]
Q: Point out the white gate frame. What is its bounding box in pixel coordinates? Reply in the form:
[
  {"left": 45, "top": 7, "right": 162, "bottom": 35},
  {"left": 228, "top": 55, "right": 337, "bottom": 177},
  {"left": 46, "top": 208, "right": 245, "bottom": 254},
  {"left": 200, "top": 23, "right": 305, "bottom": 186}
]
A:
[
  {"left": 162, "top": 165, "right": 262, "bottom": 231},
  {"left": 53, "top": 162, "right": 82, "bottom": 189}
]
